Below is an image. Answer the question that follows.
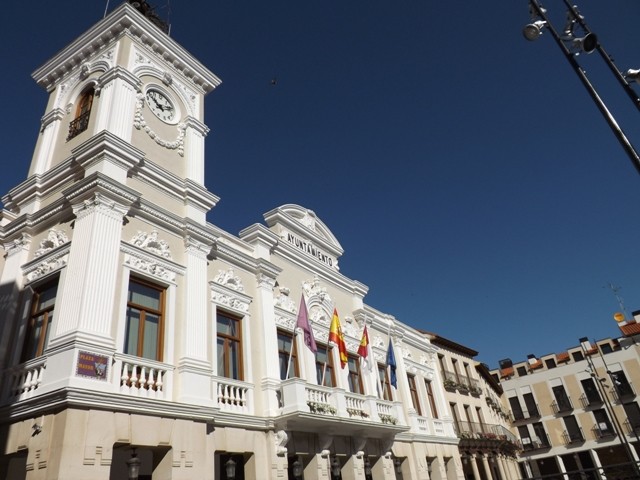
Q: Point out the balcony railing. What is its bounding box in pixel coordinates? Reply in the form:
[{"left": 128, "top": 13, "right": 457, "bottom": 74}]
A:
[
  {"left": 612, "top": 381, "right": 635, "bottom": 402},
  {"left": 216, "top": 377, "right": 254, "bottom": 414},
  {"left": 117, "top": 355, "right": 173, "bottom": 401},
  {"left": 520, "top": 434, "right": 551, "bottom": 451},
  {"left": 455, "top": 421, "right": 518, "bottom": 444},
  {"left": 624, "top": 418, "right": 640, "bottom": 436},
  {"left": 551, "top": 397, "right": 573, "bottom": 414},
  {"left": 562, "top": 428, "right": 585, "bottom": 444},
  {"left": 67, "top": 111, "right": 91, "bottom": 140},
  {"left": 280, "top": 378, "right": 407, "bottom": 429},
  {"left": 2, "top": 357, "right": 47, "bottom": 402},
  {"left": 592, "top": 424, "right": 615, "bottom": 440},
  {"left": 579, "top": 392, "right": 603, "bottom": 408},
  {"left": 511, "top": 405, "right": 540, "bottom": 422}
]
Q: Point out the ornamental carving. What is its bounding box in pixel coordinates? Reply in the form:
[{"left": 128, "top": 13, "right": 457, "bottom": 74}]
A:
[
  {"left": 274, "top": 287, "right": 296, "bottom": 313},
  {"left": 372, "top": 335, "right": 385, "bottom": 349},
  {"left": 275, "top": 315, "right": 295, "bottom": 331},
  {"left": 302, "top": 277, "right": 327, "bottom": 301},
  {"left": 34, "top": 229, "right": 69, "bottom": 258},
  {"left": 26, "top": 254, "right": 68, "bottom": 282},
  {"left": 131, "top": 230, "right": 172, "bottom": 259},
  {"left": 133, "top": 93, "right": 186, "bottom": 155},
  {"left": 211, "top": 291, "right": 249, "bottom": 313},
  {"left": 274, "top": 430, "right": 288, "bottom": 456},
  {"left": 125, "top": 255, "right": 176, "bottom": 282},
  {"left": 4, "top": 233, "right": 31, "bottom": 257},
  {"left": 213, "top": 268, "right": 245, "bottom": 292},
  {"left": 133, "top": 50, "right": 197, "bottom": 113}
]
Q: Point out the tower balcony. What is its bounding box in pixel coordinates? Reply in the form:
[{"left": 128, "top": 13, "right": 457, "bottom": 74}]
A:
[{"left": 279, "top": 378, "right": 408, "bottom": 438}]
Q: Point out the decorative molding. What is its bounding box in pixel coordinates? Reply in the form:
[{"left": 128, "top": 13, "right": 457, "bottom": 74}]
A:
[
  {"left": 274, "top": 314, "right": 295, "bottom": 331},
  {"left": 130, "top": 230, "right": 172, "bottom": 259},
  {"left": 71, "top": 193, "right": 129, "bottom": 222},
  {"left": 132, "top": 48, "right": 198, "bottom": 114},
  {"left": 3, "top": 233, "right": 31, "bottom": 257},
  {"left": 133, "top": 93, "right": 186, "bottom": 155},
  {"left": 121, "top": 243, "right": 184, "bottom": 282},
  {"left": 39, "top": 108, "right": 65, "bottom": 132},
  {"left": 274, "top": 430, "right": 288, "bottom": 456},
  {"left": 213, "top": 268, "right": 245, "bottom": 292},
  {"left": 257, "top": 273, "right": 276, "bottom": 290},
  {"left": 34, "top": 229, "right": 69, "bottom": 258},
  {"left": 210, "top": 282, "right": 251, "bottom": 314},
  {"left": 24, "top": 245, "right": 70, "bottom": 282},
  {"left": 274, "top": 287, "right": 296, "bottom": 313}
]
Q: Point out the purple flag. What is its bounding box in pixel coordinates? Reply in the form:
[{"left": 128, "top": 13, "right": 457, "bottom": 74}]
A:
[{"left": 296, "top": 295, "right": 317, "bottom": 353}]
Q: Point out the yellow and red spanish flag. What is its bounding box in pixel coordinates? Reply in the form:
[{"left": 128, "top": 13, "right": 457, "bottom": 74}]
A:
[
  {"left": 357, "top": 325, "right": 374, "bottom": 372},
  {"left": 329, "top": 308, "right": 348, "bottom": 368}
]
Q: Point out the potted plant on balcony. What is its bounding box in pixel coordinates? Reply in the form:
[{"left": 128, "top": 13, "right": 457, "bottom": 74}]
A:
[
  {"left": 443, "top": 379, "right": 457, "bottom": 391},
  {"left": 379, "top": 413, "right": 398, "bottom": 425},
  {"left": 307, "top": 401, "right": 337, "bottom": 415}
]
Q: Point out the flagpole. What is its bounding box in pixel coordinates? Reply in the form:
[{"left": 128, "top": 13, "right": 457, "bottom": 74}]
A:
[
  {"left": 285, "top": 328, "right": 297, "bottom": 380},
  {"left": 321, "top": 343, "right": 330, "bottom": 386}
]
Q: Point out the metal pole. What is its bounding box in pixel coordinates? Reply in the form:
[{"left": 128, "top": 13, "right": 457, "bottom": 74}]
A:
[
  {"left": 528, "top": 0, "right": 640, "bottom": 176},
  {"left": 560, "top": 0, "right": 640, "bottom": 112}
]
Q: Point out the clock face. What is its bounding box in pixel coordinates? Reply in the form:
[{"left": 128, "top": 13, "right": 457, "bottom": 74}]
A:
[{"left": 145, "top": 89, "right": 176, "bottom": 123}]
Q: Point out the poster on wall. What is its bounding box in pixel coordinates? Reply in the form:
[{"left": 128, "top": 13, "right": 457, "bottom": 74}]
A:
[{"left": 76, "top": 351, "right": 109, "bottom": 380}]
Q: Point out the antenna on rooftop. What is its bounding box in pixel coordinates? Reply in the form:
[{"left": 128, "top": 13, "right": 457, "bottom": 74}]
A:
[{"left": 605, "top": 282, "right": 630, "bottom": 322}]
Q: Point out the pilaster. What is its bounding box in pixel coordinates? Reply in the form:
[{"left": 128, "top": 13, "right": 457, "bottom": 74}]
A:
[
  {"left": 183, "top": 116, "right": 209, "bottom": 183},
  {"left": 176, "top": 236, "right": 212, "bottom": 405},
  {"left": 95, "top": 66, "right": 141, "bottom": 142},
  {"left": 31, "top": 108, "right": 65, "bottom": 175},
  {"left": 52, "top": 192, "right": 129, "bottom": 343}
]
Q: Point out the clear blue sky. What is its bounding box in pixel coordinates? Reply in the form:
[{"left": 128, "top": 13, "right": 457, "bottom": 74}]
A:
[{"left": 2, "top": 1, "right": 640, "bottom": 368}]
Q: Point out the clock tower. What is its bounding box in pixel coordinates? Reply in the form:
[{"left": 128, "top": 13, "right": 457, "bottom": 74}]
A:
[{"left": 0, "top": 2, "right": 223, "bottom": 478}]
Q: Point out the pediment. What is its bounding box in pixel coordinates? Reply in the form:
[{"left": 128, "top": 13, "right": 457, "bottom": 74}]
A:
[{"left": 264, "top": 204, "right": 343, "bottom": 270}]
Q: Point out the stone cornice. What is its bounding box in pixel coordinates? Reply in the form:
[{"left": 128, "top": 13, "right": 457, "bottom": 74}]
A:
[
  {"left": 0, "top": 198, "right": 69, "bottom": 243},
  {"left": 40, "top": 108, "right": 66, "bottom": 131},
  {"left": 62, "top": 172, "right": 139, "bottom": 207},
  {"left": 184, "top": 179, "right": 219, "bottom": 212},
  {"left": 2, "top": 158, "right": 84, "bottom": 214},
  {"left": 238, "top": 223, "right": 279, "bottom": 251},
  {"left": 183, "top": 116, "right": 210, "bottom": 136},
  {"left": 71, "top": 130, "right": 145, "bottom": 173},
  {"left": 32, "top": 3, "right": 221, "bottom": 94},
  {"left": 97, "top": 65, "right": 142, "bottom": 90},
  {"left": 213, "top": 241, "right": 259, "bottom": 274}
]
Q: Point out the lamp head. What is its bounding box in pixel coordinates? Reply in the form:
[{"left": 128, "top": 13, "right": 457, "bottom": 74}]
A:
[
  {"left": 572, "top": 32, "right": 597, "bottom": 54},
  {"left": 523, "top": 20, "right": 546, "bottom": 41},
  {"left": 626, "top": 69, "right": 640, "bottom": 83}
]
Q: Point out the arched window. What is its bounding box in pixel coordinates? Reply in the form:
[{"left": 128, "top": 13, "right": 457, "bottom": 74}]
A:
[{"left": 67, "top": 87, "right": 94, "bottom": 140}]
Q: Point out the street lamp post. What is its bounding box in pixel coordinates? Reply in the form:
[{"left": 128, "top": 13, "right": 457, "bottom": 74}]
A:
[{"left": 523, "top": 0, "right": 640, "bottom": 175}]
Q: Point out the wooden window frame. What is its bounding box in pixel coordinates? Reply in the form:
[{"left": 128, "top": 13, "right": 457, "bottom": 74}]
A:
[
  {"left": 278, "top": 329, "right": 298, "bottom": 380},
  {"left": 378, "top": 363, "right": 393, "bottom": 401},
  {"left": 67, "top": 87, "right": 94, "bottom": 140},
  {"left": 315, "top": 342, "right": 336, "bottom": 387},
  {"left": 407, "top": 373, "right": 422, "bottom": 415},
  {"left": 21, "top": 279, "right": 59, "bottom": 362},
  {"left": 216, "top": 310, "right": 244, "bottom": 380},
  {"left": 425, "top": 379, "right": 439, "bottom": 418},
  {"left": 124, "top": 277, "right": 165, "bottom": 361},
  {"left": 347, "top": 354, "right": 364, "bottom": 394}
]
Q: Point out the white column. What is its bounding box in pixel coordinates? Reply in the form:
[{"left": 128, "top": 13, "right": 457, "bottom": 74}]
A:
[
  {"left": 176, "top": 236, "right": 212, "bottom": 405},
  {"left": 495, "top": 455, "right": 508, "bottom": 480},
  {"left": 53, "top": 193, "right": 128, "bottom": 344},
  {"left": 470, "top": 455, "right": 481, "bottom": 480},
  {"left": 481, "top": 455, "right": 494, "bottom": 480}
]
